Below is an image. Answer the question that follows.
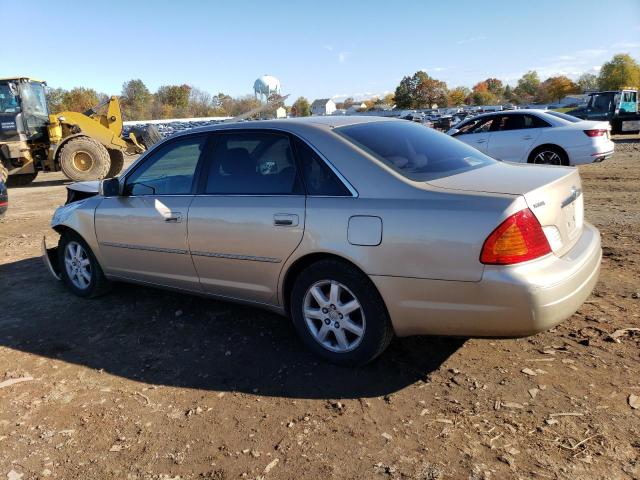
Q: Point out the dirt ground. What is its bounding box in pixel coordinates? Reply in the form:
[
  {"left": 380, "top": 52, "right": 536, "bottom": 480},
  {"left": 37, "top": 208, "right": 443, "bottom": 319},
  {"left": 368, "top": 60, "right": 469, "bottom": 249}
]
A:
[{"left": 0, "top": 139, "right": 639, "bottom": 480}]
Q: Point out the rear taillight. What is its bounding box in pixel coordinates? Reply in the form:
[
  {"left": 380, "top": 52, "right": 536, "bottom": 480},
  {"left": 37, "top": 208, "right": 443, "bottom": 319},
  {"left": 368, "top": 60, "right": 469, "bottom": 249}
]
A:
[
  {"left": 480, "top": 209, "right": 551, "bottom": 265},
  {"left": 584, "top": 129, "right": 606, "bottom": 137}
]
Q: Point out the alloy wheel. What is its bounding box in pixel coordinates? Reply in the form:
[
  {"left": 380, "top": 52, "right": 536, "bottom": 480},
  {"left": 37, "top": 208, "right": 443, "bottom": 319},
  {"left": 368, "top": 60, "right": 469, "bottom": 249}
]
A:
[
  {"left": 533, "top": 150, "right": 562, "bottom": 165},
  {"left": 302, "top": 280, "right": 366, "bottom": 353},
  {"left": 64, "top": 241, "right": 92, "bottom": 290}
]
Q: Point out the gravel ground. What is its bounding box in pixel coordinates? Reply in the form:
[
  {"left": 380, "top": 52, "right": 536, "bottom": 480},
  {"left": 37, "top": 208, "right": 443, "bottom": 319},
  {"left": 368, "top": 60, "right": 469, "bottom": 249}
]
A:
[{"left": 0, "top": 138, "right": 638, "bottom": 480}]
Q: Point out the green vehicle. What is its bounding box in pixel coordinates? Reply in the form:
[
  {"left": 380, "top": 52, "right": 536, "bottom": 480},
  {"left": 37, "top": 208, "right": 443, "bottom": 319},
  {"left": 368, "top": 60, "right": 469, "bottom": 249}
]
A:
[{"left": 567, "top": 89, "right": 640, "bottom": 134}]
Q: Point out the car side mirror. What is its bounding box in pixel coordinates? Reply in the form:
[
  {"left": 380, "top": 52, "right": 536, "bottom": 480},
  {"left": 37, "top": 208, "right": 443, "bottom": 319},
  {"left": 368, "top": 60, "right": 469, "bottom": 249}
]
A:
[
  {"left": 449, "top": 128, "right": 460, "bottom": 136},
  {"left": 100, "top": 177, "right": 120, "bottom": 197}
]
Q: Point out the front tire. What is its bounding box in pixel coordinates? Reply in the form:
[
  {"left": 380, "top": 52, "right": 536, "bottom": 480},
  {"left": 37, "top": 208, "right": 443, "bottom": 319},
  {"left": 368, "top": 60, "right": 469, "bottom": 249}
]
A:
[
  {"left": 57, "top": 231, "right": 110, "bottom": 298},
  {"left": 290, "top": 259, "right": 393, "bottom": 366},
  {"left": 59, "top": 137, "right": 111, "bottom": 182}
]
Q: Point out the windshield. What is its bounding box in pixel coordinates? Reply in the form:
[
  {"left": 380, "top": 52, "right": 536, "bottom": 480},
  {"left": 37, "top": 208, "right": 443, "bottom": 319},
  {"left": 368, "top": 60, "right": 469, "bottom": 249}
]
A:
[
  {"left": 0, "top": 83, "right": 20, "bottom": 114},
  {"left": 336, "top": 120, "right": 496, "bottom": 182},
  {"left": 18, "top": 81, "right": 48, "bottom": 117},
  {"left": 546, "top": 111, "right": 581, "bottom": 123}
]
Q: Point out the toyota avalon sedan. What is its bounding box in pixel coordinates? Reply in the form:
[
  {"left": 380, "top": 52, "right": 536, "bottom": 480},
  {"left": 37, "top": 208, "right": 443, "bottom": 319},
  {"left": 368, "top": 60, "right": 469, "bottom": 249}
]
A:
[
  {"left": 447, "top": 109, "right": 614, "bottom": 165},
  {"left": 43, "top": 117, "right": 601, "bottom": 365}
]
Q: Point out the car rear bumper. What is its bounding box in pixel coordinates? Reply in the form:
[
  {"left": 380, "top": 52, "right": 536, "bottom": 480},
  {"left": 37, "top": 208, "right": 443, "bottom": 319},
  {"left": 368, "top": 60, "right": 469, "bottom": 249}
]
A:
[
  {"left": 570, "top": 140, "right": 615, "bottom": 165},
  {"left": 371, "top": 222, "right": 601, "bottom": 337}
]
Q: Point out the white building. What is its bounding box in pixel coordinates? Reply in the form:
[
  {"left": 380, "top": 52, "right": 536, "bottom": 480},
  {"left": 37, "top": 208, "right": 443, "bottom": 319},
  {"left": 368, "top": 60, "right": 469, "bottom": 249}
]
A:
[
  {"left": 346, "top": 102, "right": 367, "bottom": 114},
  {"left": 311, "top": 98, "right": 336, "bottom": 116},
  {"left": 275, "top": 106, "right": 287, "bottom": 118}
]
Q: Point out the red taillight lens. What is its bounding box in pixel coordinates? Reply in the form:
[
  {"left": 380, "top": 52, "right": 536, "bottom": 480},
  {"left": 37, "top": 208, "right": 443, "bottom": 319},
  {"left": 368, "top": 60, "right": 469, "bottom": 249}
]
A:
[
  {"left": 480, "top": 209, "right": 551, "bottom": 265},
  {"left": 584, "top": 129, "right": 606, "bottom": 137}
]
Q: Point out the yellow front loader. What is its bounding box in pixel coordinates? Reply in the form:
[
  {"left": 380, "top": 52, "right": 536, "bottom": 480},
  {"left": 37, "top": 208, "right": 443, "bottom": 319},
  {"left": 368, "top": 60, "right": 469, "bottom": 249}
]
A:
[{"left": 0, "top": 77, "right": 160, "bottom": 186}]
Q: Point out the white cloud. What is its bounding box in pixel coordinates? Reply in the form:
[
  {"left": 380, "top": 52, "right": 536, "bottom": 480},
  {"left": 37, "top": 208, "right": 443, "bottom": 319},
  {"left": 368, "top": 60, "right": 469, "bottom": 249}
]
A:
[
  {"left": 338, "top": 51, "right": 350, "bottom": 63},
  {"left": 421, "top": 67, "right": 446, "bottom": 73},
  {"left": 456, "top": 35, "right": 487, "bottom": 45},
  {"left": 611, "top": 41, "right": 640, "bottom": 49},
  {"left": 323, "top": 45, "right": 333, "bottom": 52}
]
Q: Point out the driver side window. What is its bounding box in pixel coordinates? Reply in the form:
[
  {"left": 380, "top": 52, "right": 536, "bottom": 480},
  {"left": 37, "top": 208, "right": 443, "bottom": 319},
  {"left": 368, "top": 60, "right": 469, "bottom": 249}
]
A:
[{"left": 124, "top": 136, "right": 205, "bottom": 196}]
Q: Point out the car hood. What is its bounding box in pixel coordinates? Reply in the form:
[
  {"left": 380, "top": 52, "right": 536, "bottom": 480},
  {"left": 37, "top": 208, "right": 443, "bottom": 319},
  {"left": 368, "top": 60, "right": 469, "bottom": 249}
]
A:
[{"left": 65, "top": 180, "right": 101, "bottom": 205}]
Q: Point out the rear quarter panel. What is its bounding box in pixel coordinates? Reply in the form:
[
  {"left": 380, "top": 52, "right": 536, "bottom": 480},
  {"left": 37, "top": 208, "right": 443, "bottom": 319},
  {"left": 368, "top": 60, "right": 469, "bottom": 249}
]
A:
[{"left": 280, "top": 189, "right": 522, "bottom": 304}]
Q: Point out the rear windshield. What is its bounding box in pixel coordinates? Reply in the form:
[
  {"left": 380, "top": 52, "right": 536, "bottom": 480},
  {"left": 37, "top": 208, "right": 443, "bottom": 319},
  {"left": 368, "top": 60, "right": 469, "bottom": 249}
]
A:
[
  {"left": 546, "top": 111, "right": 581, "bottom": 123},
  {"left": 336, "top": 120, "right": 495, "bottom": 181}
]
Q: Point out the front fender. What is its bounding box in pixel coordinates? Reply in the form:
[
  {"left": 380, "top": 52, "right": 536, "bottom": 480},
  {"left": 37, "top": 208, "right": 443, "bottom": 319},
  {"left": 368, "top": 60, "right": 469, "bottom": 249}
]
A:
[{"left": 51, "top": 195, "right": 105, "bottom": 267}]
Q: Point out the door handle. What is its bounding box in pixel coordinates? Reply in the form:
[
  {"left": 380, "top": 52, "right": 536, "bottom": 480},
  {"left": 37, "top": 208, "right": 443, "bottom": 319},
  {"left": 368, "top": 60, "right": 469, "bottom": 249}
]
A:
[
  {"left": 475, "top": 139, "right": 486, "bottom": 144},
  {"left": 164, "top": 212, "right": 182, "bottom": 223},
  {"left": 522, "top": 135, "right": 533, "bottom": 140},
  {"left": 274, "top": 214, "right": 298, "bottom": 227}
]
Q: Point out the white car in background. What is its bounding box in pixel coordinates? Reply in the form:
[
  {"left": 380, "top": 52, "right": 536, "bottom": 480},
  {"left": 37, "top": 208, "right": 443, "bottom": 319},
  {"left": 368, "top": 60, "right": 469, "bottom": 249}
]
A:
[{"left": 447, "top": 110, "right": 614, "bottom": 165}]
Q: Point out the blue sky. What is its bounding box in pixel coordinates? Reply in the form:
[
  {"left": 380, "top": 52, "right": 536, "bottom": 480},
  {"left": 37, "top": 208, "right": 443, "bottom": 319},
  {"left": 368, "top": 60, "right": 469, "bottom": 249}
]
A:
[{"left": 1, "top": 0, "right": 639, "bottom": 103}]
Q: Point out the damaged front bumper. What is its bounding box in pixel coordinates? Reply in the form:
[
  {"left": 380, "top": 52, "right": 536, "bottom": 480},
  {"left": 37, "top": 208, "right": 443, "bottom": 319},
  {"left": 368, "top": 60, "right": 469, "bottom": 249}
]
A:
[{"left": 42, "top": 236, "right": 61, "bottom": 280}]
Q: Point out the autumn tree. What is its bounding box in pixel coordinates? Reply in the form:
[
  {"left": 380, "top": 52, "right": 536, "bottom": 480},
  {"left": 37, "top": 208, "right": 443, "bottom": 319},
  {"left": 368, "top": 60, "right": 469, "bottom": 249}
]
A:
[
  {"left": 576, "top": 73, "right": 598, "bottom": 92},
  {"left": 448, "top": 86, "right": 469, "bottom": 106},
  {"left": 121, "top": 79, "right": 151, "bottom": 120},
  {"left": 541, "top": 76, "right": 579, "bottom": 103},
  {"left": 395, "top": 71, "right": 448, "bottom": 109},
  {"left": 62, "top": 87, "right": 104, "bottom": 112},
  {"left": 46, "top": 87, "right": 67, "bottom": 113},
  {"left": 598, "top": 53, "right": 640, "bottom": 90},
  {"left": 514, "top": 71, "right": 540, "bottom": 104},
  {"left": 155, "top": 84, "right": 192, "bottom": 117},
  {"left": 291, "top": 97, "right": 311, "bottom": 117}
]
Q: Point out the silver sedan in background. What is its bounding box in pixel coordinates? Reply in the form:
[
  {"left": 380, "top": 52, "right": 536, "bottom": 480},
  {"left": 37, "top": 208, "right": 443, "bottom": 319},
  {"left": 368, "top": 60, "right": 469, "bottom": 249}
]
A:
[{"left": 44, "top": 117, "right": 601, "bottom": 365}]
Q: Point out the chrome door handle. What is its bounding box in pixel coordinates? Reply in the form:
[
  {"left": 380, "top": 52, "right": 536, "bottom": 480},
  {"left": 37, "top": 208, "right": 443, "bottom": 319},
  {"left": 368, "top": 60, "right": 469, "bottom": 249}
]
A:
[
  {"left": 274, "top": 214, "right": 298, "bottom": 227},
  {"left": 164, "top": 212, "right": 182, "bottom": 223}
]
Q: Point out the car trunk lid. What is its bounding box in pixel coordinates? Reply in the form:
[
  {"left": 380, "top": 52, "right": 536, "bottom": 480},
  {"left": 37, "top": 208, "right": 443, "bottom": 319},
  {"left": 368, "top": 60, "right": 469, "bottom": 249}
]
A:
[{"left": 427, "top": 162, "right": 583, "bottom": 256}]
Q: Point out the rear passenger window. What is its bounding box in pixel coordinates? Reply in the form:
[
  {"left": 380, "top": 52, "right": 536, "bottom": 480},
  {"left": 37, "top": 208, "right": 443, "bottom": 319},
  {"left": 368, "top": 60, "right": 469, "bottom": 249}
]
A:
[
  {"left": 294, "top": 138, "right": 351, "bottom": 196},
  {"left": 524, "top": 115, "right": 551, "bottom": 128},
  {"left": 205, "top": 132, "right": 303, "bottom": 195}
]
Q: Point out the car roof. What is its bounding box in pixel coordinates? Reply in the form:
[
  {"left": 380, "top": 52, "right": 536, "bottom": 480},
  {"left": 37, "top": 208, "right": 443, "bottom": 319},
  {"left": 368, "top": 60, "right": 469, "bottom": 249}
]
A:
[{"left": 173, "top": 115, "right": 399, "bottom": 136}]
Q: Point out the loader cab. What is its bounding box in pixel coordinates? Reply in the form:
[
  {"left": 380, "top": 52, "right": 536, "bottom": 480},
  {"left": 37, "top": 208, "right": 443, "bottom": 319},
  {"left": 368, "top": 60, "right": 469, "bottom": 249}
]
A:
[{"left": 0, "top": 78, "right": 49, "bottom": 142}]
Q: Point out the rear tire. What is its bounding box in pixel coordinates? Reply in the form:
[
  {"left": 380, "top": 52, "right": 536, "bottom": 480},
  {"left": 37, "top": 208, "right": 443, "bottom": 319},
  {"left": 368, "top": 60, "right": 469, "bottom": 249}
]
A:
[
  {"left": 6, "top": 172, "right": 38, "bottom": 187},
  {"left": 290, "top": 259, "right": 394, "bottom": 366},
  {"left": 132, "top": 125, "right": 162, "bottom": 149},
  {"left": 57, "top": 230, "right": 110, "bottom": 298},
  {"left": 59, "top": 137, "right": 111, "bottom": 182},
  {"left": 528, "top": 145, "right": 569, "bottom": 166},
  {"left": 106, "top": 149, "right": 125, "bottom": 178}
]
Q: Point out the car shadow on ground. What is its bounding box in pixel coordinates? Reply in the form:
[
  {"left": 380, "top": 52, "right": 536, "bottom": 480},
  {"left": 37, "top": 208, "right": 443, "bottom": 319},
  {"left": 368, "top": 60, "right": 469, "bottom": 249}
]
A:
[{"left": 0, "top": 257, "right": 464, "bottom": 399}]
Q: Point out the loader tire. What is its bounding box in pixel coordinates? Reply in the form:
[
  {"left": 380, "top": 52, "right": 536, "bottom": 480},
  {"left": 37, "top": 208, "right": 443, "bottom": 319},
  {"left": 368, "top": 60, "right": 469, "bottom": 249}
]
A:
[
  {"left": 132, "top": 125, "right": 162, "bottom": 150},
  {"left": 106, "top": 149, "right": 125, "bottom": 178},
  {"left": 7, "top": 172, "right": 38, "bottom": 187},
  {"left": 0, "top": 162, "right": 8, "bottom": 184},
  {"left": 59, "top": 137, "right": 111, "bottom": 182}
]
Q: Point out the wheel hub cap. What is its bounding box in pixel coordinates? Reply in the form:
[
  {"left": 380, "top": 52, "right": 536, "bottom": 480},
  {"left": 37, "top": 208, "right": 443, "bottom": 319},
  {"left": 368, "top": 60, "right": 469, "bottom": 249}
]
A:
[
  {"left": 64, "top": 241, "right": 92, "bottom": 290},
  {"left": 303, "top": 280, "right": 366, "bottom": 353},
  {"left": 72, "top": 151, "right": 94, "bottom": 172}
]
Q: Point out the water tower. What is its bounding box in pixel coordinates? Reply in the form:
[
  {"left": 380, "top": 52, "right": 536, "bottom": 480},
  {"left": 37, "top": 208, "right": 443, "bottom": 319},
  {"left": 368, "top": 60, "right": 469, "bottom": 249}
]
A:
[{"left": 254, "top": 75, "right": 281, "bottom": 102}]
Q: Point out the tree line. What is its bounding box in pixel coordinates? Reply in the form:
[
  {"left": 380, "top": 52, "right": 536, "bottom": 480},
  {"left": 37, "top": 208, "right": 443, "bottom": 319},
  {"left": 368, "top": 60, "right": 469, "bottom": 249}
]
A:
[
  {"left": 47, "top": 80, "right": 265, "bottom": 120},
  {"left": 291, "top": 53, "right": 639, "bottom": 116},
  {"left": 47, "top": 53, "right": 639, "bottom": 120}
]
